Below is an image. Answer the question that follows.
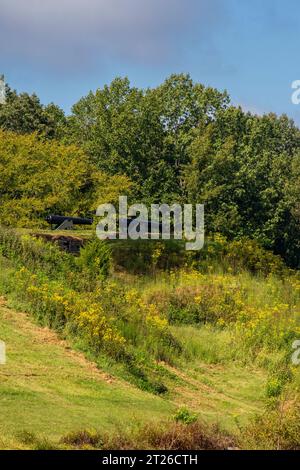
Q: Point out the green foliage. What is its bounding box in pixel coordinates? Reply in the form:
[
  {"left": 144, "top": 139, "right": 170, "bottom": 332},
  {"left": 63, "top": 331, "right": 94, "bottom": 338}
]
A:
[
  {"left": 0, "top": 227, "right": 180, "bottom": 394},
  {"left": 220, "top": 238, "right": 288, "bottom": 276},
  {"left": 67, "top": 74, "right": 229, "bottom": 204},
  {"left": 1, "top": 226, "right": 300, "bottom": 446},
  {"left": 76, "top": 239, "right": 111, "bottom": 282},
  {"left": 173, "top": 407, "right": 197, "bottom": 425},
  {"left": 142, "top": 267, "right": 300, "bottom": 364},
  {"left": 110, "top": 239, "right": 186, "bottom": 274},
  {"left": 185, "top": 110, "right": 300, "bottom": 268},
  {"left": 190, "top": 234, "right": 289, "bottom": 276},
  {"left": 0, "top": 303, "right": 174, "bottom": 450},
  {"left": 266, "top": 378, "right": 285, "bottom": 398},
  {"left": 241, "top": 398, "right": 300, "bottom": 450},
  {"left": 60, "top": 420, "right": 233, "bottom": 450},
  {"left": 1, "top": 73, "right": 300, "bottom": 445},
  {"left": 0, "top": 85, "right": 66, "bottom": 138},
  {"left": 67, "top": 75, "right": 300, "bottom": 267},
  {"left": 0, "top": 130, "right": 93, "bottom": 225},
  {"left": 0, "top": 227, "right": 111, "bottom": 294},
  {"left": 0, "top": 130, "right": 133, "bottom": 227},
  {"left": 16, "top": 431, "right": 58, "bottom": 451},
  {"left": 0, "top": 226, "right": 76, "bottom": 277},
  {"left": 1, "top": 75, "right": 299, "bottom": 266},
  {"left": 265, "top": 361, "right": 292, "bottom": 398},
  {"left": 110, "top": 236, "right": 289, "bottom": 277}
]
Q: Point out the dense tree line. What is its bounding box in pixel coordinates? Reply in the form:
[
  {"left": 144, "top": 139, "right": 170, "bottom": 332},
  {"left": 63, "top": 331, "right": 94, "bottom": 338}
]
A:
[{"left": 0, "top": 74, "right": 299, "bottom": 267}]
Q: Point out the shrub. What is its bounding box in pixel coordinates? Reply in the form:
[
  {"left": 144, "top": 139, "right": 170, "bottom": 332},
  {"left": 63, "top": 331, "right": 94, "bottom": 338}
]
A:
[
  {"left": 76, "top": 238, "right": 111, "bottom": 284},
  {"left": 0, "top": 233, "right": 181, "bottom": 392},
  {"left": 173, "top": 407, "right": 197, "bottom": 424},
  {"left": 16, "top": 431, "right": 58, "bottom": 450},
  {"left": 146, "top": 271, "right": 246, "bottom": 326},
  {"left": 0, "top": 226, "right": 76, "bottom": 277},
  {"left": 111, "top": 239, "right": 186, "bottom": 274},
  {"left": 61, "top": 420, "right": 234, "bottom": 450},
  {"left": 241, "top": 398, "right": 300, "bottom": 450},
  {"left": 61, "top": 429, "right": 103, "bottom": 448},
  {"left": 223, "top": 238, "right": 288, "bottom": 276},
  {"left": 266, "top": 378, "right": 285, "bottom": 398},
  {"left": 0, "top": 227, "right": 111, "bottom": 291},
  {"left": 235, "top": 303, "right": 300, "bottom": 352},
  {"left": 14, "top": 266, "right": 127, "bottom": 357}
]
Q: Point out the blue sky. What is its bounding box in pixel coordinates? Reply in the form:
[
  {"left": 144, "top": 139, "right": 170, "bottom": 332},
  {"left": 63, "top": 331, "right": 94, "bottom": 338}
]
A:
[{"left": 1, "top": 0, "right": 300, "bottom": 123}]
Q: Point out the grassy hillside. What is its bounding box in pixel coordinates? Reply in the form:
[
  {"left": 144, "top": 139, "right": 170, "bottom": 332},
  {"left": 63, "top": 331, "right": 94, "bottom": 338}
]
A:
[
  {"left": 0, "top": 228, "right": 299, "bottom": 449},
  {"left": 0, "top": 293, "right": 268, "bottom": 449},
  {"left": 0, "top": 298, "right": 174, "bottom": 449}
]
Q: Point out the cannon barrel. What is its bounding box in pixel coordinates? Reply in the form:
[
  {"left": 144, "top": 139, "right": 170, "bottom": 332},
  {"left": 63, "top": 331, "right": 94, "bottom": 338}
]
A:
[{"left": 45, "top": 215, "right": 93, "bottom": 226}]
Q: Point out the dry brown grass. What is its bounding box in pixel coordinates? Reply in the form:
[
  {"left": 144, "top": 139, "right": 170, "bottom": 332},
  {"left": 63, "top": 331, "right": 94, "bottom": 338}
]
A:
[{"left": 61, "top": 420, "right": 235, "bottom": 450}]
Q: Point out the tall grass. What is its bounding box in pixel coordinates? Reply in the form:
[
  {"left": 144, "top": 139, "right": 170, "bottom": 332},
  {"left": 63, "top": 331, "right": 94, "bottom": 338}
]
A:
[
  {"left": 0, "top": 227, "right": 181, "bottom": 393},
  {"left": 1, "top": 225, "right": 300, "bottom": 446}
]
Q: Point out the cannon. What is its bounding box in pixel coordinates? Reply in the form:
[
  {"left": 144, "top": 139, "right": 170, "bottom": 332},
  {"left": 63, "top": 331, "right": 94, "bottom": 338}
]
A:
[
  {"left": 45, "top": 214, "right": 93, "bottom": 230},
  {"left": 46, "top": 214, "right": 166, "bottom": 235}
]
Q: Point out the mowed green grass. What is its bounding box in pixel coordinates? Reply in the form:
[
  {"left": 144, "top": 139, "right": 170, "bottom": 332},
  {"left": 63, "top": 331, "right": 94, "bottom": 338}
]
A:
[
  {"left": 167, "top": 325, "right": 267, "bottom": 430},
  {"left": 0, "top": 300, "right": 173, "bottom": 448},
  {"left": 0, "top": 296, "right": 267, "bottom": 449}
]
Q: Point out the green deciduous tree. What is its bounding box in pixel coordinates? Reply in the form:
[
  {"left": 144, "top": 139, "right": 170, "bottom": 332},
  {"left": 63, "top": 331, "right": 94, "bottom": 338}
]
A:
[
  {"left": 0, "top": 84, "right": 66, "bottom": 138},
  {"left": 67, "top": 74, "right": 229, "bottom": 204},
  {"left": 0, "top": 130, "right": 132, "bottom": 227},
  {"left": 1, "top": 75, "right": 299, "bottom": 267},
  {"left": 184, "top": 109, "right": 300, "bottom": 267}
]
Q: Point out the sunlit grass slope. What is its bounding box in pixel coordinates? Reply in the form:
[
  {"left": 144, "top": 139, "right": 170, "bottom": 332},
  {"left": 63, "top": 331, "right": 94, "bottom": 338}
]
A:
[{"left": 0, "top": 299, "right": 173, "bottom": 448}]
